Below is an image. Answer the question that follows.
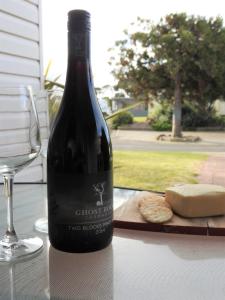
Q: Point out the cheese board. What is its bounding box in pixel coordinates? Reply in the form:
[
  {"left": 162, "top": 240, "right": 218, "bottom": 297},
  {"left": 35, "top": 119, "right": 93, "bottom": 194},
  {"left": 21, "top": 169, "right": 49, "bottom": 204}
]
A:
[{"left": 113, "top": 192, "right": 225, "bottom": 236}]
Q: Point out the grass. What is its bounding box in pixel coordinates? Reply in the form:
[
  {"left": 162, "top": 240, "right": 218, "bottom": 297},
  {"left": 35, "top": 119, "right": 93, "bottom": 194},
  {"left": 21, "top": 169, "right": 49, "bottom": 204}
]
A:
[
  {"left": 113, "top": 151, "right": 208, "bottom": 192},
  {"left": 133, "top": 116, "right": 148, "bottom": 123}
]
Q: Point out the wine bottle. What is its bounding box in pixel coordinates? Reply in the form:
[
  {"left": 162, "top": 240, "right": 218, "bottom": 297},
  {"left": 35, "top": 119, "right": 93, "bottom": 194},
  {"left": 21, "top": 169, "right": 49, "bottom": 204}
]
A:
[{"left": 47, "top": 10, "right": 113, "bottom": 253}]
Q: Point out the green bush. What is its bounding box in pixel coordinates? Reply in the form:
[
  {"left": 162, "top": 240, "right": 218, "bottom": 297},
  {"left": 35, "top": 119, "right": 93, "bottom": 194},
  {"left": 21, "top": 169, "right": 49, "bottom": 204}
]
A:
[
  {"left": 148, "top": 103, "right": 172, "bottom": 131},
  {"left": 151, "top": 117, "right": 172, "bottom": 131},
  {"left": 182, "top": 102, "right": 225, "bottom": 129},
  {"left": 149, "top": 101, "right": 225, "bottom": 131},
  {"left": 112, "top": 111, "right": 133, "bottom": 129},
  {"left": 213, "top": 115, "right": 225, "bottom": 127}
]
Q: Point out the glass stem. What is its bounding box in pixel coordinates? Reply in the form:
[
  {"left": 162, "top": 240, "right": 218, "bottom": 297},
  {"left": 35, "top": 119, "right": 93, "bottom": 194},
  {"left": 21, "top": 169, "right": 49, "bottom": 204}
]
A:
[{"left": 2, "top": 174, "right": 18, "bottom": 244}]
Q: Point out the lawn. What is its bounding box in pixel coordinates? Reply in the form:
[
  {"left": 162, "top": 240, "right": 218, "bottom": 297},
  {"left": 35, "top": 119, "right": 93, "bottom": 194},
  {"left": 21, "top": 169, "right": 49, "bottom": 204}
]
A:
[
  {"left": 133, "top": 116, "right": 148, "bottom": 123},
  {"left": 113, "top": 151, "right": 208, "bottom": 192}
]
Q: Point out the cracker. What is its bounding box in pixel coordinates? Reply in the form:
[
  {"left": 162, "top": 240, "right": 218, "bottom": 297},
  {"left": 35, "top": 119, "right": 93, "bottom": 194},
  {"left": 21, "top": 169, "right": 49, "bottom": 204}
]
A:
[
  {"left": 139, "top": 205, "right": 173, "bottom": 223},
  {"left": 138, "top": 194, "right": 170, "bottom": 209}
]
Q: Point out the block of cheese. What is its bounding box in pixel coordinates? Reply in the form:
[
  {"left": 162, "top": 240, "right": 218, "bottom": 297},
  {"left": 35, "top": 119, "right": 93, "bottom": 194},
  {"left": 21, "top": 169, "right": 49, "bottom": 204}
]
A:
[{"left": 165, "top": 184, "right": 225, "bottom": 218}]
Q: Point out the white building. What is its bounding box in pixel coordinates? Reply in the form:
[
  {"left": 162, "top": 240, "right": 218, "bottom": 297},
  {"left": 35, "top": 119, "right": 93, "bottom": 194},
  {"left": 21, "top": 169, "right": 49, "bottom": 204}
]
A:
[
  {"left": 214, "top": 99, "right": 225, "bottom": 116},
  {"left": 0, "top": 0, "right": 48, "bottom": 182}
]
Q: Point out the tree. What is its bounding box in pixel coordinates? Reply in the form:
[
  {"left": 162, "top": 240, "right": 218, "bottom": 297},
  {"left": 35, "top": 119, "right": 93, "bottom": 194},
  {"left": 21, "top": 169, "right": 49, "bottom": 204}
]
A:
[{"left": 109, "top": 13, "right": 225, "bottom": 137}]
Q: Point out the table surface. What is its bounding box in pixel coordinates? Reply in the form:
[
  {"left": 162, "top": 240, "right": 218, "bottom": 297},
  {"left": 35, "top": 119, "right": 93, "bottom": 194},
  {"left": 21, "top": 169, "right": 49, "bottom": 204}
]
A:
[{"left": 0, "top": 184, "right": 225, "bottom": 300}]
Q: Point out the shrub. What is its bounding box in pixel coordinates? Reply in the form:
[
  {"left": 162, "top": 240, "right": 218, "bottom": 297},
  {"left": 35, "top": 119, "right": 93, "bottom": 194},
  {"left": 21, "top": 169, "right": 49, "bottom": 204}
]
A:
[
  {"left": 151, "top": 117, "right": 172, "bottom": 131},
  {"left": 213, "top": 115, "right": 225, "bottom": 127},
  {"left": 112, "top": 111, "right": 133, "bottom": 129},
  {"left": 149, "top": 101, "right": 225, "bottom": 131},
  {"left": 182, "top": 102, "right": 224, "bottom": 129},
  {"left": 148, "top": 103, "right": 172, "bottom": 131}
]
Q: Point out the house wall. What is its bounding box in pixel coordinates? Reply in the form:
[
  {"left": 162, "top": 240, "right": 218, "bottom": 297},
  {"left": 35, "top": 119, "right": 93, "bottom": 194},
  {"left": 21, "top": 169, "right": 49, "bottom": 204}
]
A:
[
  {"left": 112, "top": 98, "right": 148, "bottom": 117},
  {"left": 0, "top": 0, "right": 47, "bottom": 182},
  {"left": 214, "top": 100, "right": 225, "bottom": 116}
]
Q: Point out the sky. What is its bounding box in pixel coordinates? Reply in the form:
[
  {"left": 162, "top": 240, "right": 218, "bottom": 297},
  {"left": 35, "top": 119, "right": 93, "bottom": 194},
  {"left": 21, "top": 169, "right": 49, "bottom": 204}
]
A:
[{"left": 42, "top": 0, "right": 225, "bottom": 89}]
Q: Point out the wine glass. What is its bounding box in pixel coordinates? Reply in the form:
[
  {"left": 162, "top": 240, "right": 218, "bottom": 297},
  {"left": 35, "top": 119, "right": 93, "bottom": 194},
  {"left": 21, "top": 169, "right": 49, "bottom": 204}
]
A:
[
  {"left": 34, "top": 89, "right": 63, "bottom": 233},
  {"left": 0, "top": 86, "right": 43, "bottom": 262}
]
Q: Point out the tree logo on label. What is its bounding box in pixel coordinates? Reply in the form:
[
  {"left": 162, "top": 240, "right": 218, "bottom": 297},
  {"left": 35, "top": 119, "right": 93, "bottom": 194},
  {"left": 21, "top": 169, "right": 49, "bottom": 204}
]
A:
[{"left": 93, "top": 182, "right": 105, "bottom": 206}]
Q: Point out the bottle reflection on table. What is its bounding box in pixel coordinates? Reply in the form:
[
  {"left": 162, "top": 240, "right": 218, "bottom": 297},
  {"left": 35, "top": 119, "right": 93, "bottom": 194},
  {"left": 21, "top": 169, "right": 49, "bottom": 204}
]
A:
[{"left": 49, "top": 245, "right": 113, "bottom": 300}]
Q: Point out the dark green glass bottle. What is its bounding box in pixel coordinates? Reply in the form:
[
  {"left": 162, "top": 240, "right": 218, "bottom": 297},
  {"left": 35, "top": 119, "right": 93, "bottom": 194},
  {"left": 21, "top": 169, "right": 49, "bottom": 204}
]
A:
[{"left": 47, "top": 10, "right": 113, "bottom": 253}]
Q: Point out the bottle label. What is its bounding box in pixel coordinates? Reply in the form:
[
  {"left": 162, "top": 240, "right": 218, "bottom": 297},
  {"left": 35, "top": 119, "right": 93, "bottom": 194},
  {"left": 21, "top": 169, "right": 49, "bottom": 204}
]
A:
[{"left": 49, "top": 171, "right": 113, "bottom": 236}]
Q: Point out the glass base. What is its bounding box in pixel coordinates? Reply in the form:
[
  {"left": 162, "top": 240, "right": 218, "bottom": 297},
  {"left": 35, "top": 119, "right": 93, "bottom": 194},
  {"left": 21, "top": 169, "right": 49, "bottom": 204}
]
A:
[
  {"left": 0, "top": 236, "right": 43, "bottom": 262},
  {"left": 34, "top": 218, "right": 48, "bottom": 234}
]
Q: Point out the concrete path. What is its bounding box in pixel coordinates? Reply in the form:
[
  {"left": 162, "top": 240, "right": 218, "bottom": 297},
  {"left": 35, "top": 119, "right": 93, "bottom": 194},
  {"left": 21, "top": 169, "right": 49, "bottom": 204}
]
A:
[{"left": 197, "top": 154, "right": 225, "bottom": 187}]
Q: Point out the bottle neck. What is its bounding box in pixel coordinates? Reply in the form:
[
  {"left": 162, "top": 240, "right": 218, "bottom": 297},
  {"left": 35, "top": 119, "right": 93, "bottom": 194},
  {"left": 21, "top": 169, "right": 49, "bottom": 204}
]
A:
[
  {"left": 68, "top": 31, "right": 90, "bottom": 60},
  {"left": 64, "top": 30, "right": 94, "bottom": 107}
]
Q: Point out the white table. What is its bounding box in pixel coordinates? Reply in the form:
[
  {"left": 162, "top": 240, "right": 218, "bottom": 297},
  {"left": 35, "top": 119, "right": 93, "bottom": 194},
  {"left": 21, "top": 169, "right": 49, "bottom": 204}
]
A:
[{"left": 0, "top": 184, "right": 225, "bottom": 300}]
